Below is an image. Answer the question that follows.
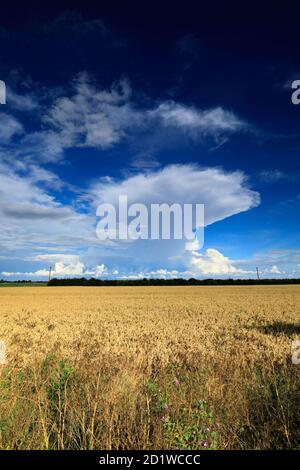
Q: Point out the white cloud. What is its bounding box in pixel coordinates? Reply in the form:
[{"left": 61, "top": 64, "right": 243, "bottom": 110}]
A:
[
  {"left": 0, "top": 159, "right": 262, "bottom": 279},
  {"left": 46, "top": 261, "right": 86, "bottom": 276},
  {"left": 269, "top": 265, "right": 281, "bottom": 274},
  {"left": 119, "top": 268, "right": 182, "bottom": 279},
  {"left": 0, "top": 76, "right": 249, "bottom": 165},
  {"left": 190, "top": 248, "right": 254, "bottom": 275},
  {"left": 87, "top": 164, "right": 260, "bottom": 272},
  {"left": 149, "top": 268, "right": 179, "bottom": 277},
  {"left": 43, "top": 76, "right": 137, "bottom": 150},
  {"left": 93, "top": 264, "right": 106, "bottom": 276},
  {"left": 26, "top": 165, "right": 64, "bottom": 190},
  {"left": 44, "top": 78, "right": 246, "bottom": 155},
  {"left": 150, "top": 102, "right": 246, "bottom": 141},
  {"left": 236, "top": 249, "right": 300, "bottom": 274},
  {"left": 0, "top": 113, "right": 23, "bottom": 143},
  {"left": 7, "top": 88, "right": 38, "bottom": 111},
  {"left": 18, "top": 130, "right": 67, "bottom": 163},
  {"left": 91, "top": 164, "right": 260, "bottom": 227},
  {"left": 0, "top": 162, "right": 95, "bottom": 255},
  {"left": 31, "top": 253, "right": 80, "bottom": 263},
  {"left": 2, "top": 260, "right": 106, "bottom": 278}
]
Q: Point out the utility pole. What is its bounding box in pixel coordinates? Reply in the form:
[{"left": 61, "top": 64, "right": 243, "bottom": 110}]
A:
[
  {"left": 256, "top": 267, "right": 260, "bottom": 281},
  {"left": 48, "top": 266, "right": 52, "bottom": 283}
]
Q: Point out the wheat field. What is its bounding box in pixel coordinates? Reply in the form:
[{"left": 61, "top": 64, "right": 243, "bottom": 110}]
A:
[{"left": 0, "top": 285, "right": 299, "bottom": 450}]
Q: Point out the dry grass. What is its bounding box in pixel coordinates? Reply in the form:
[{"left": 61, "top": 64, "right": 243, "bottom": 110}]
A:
[{"left": 0, "top": 285, "right": 300, "bottom": 449}]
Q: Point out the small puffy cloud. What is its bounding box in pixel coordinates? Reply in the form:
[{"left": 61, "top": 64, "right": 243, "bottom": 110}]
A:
[
  {"left": 119, "top": 268, "right": 186, "bottom": 280},
  {"left": 191, "top": 248, "right": 254, "bottom": 275},
  {"left": 49, "top": 261, "right": 86, "bottom": 276},
  {"left": 268, "top": 265, "right": 282, "bottom": 274},
  {"left": 93, "top": 264, "right": 106, "bottom": 276},
  {"left": 2, "top": 259, "right": 106, "bottom": 278}
]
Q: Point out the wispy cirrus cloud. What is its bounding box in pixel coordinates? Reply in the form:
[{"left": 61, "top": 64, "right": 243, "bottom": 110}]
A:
[
  {"left": 149, "top": 102, "right": 246, "bottom": 140},
  {"left": 0, "top": 113, "right": 23, "bottom": 143},
  {"left": 43, "top": 75, "right": 136, "bottom": 151},
  {"left": 7, "top": 87, "right": 39, "bottom": 112},
  {"left": 0, "top": 75, "right": 248, "bottom": 164},
  {"left": 258, "top": 169, "right": 287, "bottom": 183}
]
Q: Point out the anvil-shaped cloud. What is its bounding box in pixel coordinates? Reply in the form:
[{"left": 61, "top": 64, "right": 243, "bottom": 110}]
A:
[{"left": 0, "top": 163, "right": 259, "bottom": 277}]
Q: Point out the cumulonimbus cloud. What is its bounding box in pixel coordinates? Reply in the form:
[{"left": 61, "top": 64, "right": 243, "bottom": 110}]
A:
[
  {"left": 91, "top": 164, "right": 260, "bottom": 227},
  {"left": 0, "top": 162, "right": 260, "bottom": 278}
]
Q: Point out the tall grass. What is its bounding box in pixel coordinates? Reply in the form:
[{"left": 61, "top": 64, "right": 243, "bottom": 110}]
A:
[{"left": 0, "top": 350, "right": 299, "bottom": 449}]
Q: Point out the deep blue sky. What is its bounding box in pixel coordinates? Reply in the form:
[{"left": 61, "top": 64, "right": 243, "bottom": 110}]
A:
[{"left": 0, "top": 2, "right": 299, "bottom": 279}]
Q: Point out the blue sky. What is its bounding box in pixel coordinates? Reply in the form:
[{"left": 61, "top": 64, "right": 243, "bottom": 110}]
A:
[{"left": 0, "top": 3, "right": 299, "bottom": 279}]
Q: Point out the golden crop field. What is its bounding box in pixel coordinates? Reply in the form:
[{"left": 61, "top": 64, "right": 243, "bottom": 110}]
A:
[{"left": 0, "top": 285, "right": 300, "bottom": 450}]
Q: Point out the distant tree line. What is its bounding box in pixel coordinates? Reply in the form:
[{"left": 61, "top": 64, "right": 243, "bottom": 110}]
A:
[
  {"left": 47, "top": 277, "right": 300, "bottom": 286},
  {"left": 0, "top": 280, "right": 46, "bottom": 285}
]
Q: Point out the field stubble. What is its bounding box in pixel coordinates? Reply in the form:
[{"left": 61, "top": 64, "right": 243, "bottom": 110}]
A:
[{"left": 0, "top": 285, "right": 299, "bottom": 449}]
